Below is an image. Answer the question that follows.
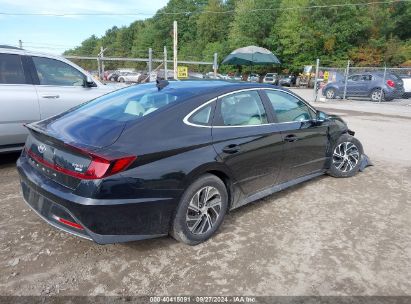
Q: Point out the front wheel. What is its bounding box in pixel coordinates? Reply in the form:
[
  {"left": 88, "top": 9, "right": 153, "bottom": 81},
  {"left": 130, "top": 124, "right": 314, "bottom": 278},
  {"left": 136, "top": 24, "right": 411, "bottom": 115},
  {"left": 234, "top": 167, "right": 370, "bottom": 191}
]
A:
[
  {"left": 325, "top": 88, "right": 336, "bottom": 99},
  {"left": 370, "top": 88, "right": 385, "bottom": 102},
  {"left": 171, "top": 174, "right": 228, "bottom": 245},
  {"left": 328, "top": 134, "right": 364, "bottom": 178}
]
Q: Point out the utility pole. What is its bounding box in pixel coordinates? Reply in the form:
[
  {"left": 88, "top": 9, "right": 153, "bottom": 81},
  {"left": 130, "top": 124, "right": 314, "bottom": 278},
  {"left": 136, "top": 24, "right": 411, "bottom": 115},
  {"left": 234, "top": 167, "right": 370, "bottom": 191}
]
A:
[
  {"left": 343, "top": 60, "right": 350, "bottom": 100},
  {"left": 100, "top": 46, "right": 105, "bottom": 80},
  {"left": 173, "top": 21, "right": 178, "bottom": 80},
  {"left": 18, "top": 40, "right": 23, "bottom": 49},
  {"left": 164, "top": 46, "right": 168, "bottom": 80}
]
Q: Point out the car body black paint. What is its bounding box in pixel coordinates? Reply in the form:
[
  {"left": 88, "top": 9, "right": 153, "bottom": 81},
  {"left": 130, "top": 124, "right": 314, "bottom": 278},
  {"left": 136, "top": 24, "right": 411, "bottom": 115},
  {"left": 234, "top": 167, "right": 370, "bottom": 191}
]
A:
[{"left": 17, "top": 81, "right": 355, "bottom": 244}]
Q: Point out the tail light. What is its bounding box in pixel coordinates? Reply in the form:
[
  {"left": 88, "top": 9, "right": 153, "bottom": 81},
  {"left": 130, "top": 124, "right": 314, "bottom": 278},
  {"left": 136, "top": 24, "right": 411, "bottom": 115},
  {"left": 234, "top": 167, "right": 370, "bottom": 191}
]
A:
[
  {"left": 26, "top": 146, "right": 136, "bottom": 180},
  {"left": 84, "top": 155, "right": 136, "bottom": 179},
  {"left": 386, "top": 80, "right": 395, "bottom": 88}
]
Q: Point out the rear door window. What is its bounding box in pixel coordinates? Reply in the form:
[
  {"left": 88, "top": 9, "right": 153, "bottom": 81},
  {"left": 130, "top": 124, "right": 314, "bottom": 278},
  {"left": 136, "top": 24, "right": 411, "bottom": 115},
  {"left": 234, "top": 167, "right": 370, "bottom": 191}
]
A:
[
  {"left": 32, "top": 57, "right": 85, "bottom": 86},
  {"left": 188, "top": 103, "right": 214, "bottom": 126},
  {"left": 216, "top": 91, "right": 268, "bottom": 126},
  {"left": 0, "top": 53, "right": 26, "bottom": 84}
]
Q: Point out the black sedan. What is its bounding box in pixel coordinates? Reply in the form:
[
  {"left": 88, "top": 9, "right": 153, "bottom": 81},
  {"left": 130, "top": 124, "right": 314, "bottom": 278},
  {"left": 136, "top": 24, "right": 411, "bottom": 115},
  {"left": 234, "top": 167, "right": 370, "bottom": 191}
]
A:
[{"left": 17, "top": 81, "right": 368, "bottom": 245}]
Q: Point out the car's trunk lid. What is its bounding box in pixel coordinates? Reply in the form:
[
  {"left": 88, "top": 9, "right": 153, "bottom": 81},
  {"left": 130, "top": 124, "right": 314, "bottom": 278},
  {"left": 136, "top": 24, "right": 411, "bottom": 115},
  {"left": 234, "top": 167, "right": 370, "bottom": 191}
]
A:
[{"left": 25, "top": 127, "right": 93, "bottom": 190}]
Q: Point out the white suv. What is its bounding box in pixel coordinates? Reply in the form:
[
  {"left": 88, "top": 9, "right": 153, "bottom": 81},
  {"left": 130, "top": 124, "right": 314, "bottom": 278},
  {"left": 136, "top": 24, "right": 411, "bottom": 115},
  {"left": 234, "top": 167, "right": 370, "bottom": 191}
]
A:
[{"left": 0, "top": 46, "right": 116, "bottom": 153}]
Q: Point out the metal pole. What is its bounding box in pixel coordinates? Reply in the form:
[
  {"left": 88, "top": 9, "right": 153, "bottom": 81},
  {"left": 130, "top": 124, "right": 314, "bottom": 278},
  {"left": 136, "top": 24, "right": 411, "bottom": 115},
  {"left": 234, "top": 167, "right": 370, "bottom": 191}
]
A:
[
  {"left": 148, "top": 48, "right": 153, "bottom": 77},
  {"left": 173, "top": 21, "right": 178, "bottom": 80},
  {"left": 313, "top": 58, "right": 320, "bottom": 101},
  {"left": 100, "top": 46, "right": 105, "bottom": 80},
  {"left": 380, "top": 64, "right": 387, "bottom": 103},
  {"left": 18, "top": 40, "right": 23, "bottom": 49},
  {"left": 213, "top": 53, "right": 218, "bottom": 78},
  {"left": 164, "top": 46, "right": 168, "bottom": 80},
  {"left": 343, "top": 60, "right": 350, "bottom": 100},
  {"left": 97, "top": 58, "right": 101, "bottom": 80}
]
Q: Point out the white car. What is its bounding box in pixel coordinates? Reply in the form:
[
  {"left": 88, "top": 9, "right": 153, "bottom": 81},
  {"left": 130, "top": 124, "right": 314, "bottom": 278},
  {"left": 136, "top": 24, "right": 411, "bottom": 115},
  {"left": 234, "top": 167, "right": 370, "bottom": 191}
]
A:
[
  {"left": 118, "top": 72, "right": 141, "bottom": 83},
  {"left": 399, "top": 75, "right": 411, "bottom": 98},
  {"left": 0, "top": 45, "right": 116, "bottom": 153}
]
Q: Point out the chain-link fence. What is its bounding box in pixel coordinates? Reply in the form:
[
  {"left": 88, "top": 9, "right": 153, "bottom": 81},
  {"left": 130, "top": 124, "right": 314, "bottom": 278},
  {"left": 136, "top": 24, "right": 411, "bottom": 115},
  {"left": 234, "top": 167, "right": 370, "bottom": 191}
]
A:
[
  {"left": 65, "top": 48, "right": 218, "bottom": 86},
  {"left": 313, "top": 61, "right": 411, "bottom": 102}
]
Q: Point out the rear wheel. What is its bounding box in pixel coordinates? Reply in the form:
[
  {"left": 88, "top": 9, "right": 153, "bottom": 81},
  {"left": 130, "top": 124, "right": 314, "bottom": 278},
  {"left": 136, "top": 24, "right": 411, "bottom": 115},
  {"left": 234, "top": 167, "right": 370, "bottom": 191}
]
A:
[
  {"left": 328, "top": 134, "right": 363, "bottom": 178},
  {"left": 171, "top": 174, "right": 228, "bottom": 245},
  {"left": 325, "top": 88, "right": 336, "bottom": 99},
  {"left": 370, "top": 88, "right": 385, "bottom": 102}
]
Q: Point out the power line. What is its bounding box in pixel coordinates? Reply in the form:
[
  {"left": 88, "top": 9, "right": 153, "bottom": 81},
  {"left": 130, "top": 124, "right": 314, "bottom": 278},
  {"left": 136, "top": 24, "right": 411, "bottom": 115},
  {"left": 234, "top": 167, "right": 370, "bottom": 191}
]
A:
[{"left": 0, "top": 0, "right": 409, "bottom": 17}]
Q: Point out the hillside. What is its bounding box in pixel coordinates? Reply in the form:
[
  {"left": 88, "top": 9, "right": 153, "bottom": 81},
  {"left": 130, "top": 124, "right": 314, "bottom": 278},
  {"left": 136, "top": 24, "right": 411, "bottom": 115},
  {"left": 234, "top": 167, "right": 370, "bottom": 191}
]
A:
[{"left": 64, "top": 0, "right": 411, "bottom": 72}]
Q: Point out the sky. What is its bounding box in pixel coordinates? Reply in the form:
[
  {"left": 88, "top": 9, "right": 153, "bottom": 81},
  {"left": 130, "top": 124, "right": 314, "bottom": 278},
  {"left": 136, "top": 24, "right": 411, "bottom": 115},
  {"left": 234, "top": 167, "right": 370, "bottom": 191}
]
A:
[{"left": 0, "top": 0, "right": 169, "bottom": 54}]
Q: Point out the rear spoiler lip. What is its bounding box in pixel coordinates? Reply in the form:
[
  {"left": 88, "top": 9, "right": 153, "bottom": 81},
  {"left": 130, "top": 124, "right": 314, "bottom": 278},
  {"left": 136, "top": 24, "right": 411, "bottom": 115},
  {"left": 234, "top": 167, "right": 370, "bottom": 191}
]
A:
[
  {"left": 24, "top": 122, "right": 101, "bottom": 154},
  {"left": 24, "top": 122, "right": 48, "bottom": 136}
]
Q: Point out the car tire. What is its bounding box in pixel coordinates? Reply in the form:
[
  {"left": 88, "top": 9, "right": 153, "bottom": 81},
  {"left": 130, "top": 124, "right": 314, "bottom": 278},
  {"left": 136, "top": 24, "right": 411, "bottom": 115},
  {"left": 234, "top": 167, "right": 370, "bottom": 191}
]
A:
[
  {"left": 370, "top": 88, "right": 385, "bottom": 102},
  {"left": 328, "top": 134, "right": 364, "bottom": 178},
  {"left": 119, "top": 78, "right": 125, "bottom": 83},
  {"left": 171, "top": 174, "right": 228, "bottom": 245},
  {"left": 325, "top": 88, "right": 336, "bottom": 99}
]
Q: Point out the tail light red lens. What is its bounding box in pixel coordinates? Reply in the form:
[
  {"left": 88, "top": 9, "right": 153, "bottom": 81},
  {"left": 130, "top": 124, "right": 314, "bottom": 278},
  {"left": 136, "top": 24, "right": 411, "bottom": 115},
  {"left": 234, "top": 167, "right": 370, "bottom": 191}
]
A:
[
  {"left": 387, "top": 80, "right": 395, "bottom": 88},
  {"left": 26, "top": 147, "right": 136, "bottom": 180},
  {"left": 84, "top": 155, "right": 136, "bottom": 179}
]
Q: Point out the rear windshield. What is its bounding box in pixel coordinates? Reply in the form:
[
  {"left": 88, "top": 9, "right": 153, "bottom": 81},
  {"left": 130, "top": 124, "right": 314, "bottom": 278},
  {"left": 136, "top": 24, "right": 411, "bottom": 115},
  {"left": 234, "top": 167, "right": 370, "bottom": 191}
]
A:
[{"left": 66, "top": 83, "right": 193, "bottom": 122}]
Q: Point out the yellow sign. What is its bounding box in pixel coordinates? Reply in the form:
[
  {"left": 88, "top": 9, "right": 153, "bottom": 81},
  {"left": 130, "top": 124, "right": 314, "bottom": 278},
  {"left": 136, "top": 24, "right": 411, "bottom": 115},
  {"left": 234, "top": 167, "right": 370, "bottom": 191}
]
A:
[
  {"left": 177, "top": 66, "right": 188, "bottom": 78},
  {"left": 323, "top": 71, "right": 329, "bottom": 81}
]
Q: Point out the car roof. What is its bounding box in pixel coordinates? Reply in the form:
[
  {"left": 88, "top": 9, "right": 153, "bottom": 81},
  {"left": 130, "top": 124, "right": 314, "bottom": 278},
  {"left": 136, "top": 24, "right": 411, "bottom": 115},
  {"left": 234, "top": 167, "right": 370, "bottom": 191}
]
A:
[
  {"left": 0, "top": 46, "right": 83, "bottom": 68},
  {"left": 166, "top": 80, "right": 285, "bottom": 95}
]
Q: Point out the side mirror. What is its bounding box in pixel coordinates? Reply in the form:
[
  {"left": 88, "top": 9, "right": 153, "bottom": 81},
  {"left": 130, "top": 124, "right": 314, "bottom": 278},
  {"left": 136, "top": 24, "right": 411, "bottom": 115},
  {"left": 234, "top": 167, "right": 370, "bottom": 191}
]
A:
[
  {"left": 316, "top": 111, "right": 328, "bottom": 122},
  {"left": 84, "top": 75, "right": 97, "bottom": 88}
]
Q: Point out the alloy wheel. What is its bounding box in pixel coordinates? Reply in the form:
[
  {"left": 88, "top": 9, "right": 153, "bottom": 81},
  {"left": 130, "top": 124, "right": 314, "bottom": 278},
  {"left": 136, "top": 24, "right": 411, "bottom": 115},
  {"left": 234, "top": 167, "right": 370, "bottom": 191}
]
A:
[
  {"left": 371, "top": 90, "right": 383, "bottom": 102},
  {"left": 332, "top": 142, "right": 360, "bottom": 173},
  {"left": 326, "top": 89, "right": 335, "bottom": 99},
  {"left": 185, "top": 186, "right": 222, "bottom": 235}
]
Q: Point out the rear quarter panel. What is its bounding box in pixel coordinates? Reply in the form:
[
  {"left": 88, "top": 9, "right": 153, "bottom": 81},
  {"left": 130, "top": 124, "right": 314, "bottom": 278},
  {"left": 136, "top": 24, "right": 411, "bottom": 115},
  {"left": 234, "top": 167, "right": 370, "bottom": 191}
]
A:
[{"left": 97, "top": 99, "right": 224, "bottom": 201}]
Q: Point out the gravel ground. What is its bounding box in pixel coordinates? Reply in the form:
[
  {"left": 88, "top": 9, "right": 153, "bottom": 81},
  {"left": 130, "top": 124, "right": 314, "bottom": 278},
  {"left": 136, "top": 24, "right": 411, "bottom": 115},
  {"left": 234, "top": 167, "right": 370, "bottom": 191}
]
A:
[{"left": 0, "top": 96, "right": 410, "bottom": 296}]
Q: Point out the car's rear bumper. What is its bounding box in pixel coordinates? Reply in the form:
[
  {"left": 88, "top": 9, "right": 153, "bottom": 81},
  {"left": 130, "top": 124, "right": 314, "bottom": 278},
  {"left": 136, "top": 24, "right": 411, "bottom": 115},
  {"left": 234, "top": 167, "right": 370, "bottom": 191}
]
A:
[
  {"left": 385, "top": 88, "right": 404, "bottom": 99},
  {"left": 17, "top": 156, "right": 178, "bottom": 244}
]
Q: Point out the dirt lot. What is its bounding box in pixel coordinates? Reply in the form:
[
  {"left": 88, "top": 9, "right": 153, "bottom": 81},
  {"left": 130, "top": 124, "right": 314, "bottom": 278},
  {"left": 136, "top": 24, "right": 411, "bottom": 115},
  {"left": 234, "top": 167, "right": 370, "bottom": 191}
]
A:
[{"left": 0, "top": 94, "right": 410, "bottom": 296}]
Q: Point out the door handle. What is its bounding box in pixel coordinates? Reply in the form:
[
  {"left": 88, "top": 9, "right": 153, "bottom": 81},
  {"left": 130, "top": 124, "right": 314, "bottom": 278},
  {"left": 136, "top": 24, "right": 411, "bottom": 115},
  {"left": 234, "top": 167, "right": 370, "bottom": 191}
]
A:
[
  {"left": 41, "top": 95, "right": 60, "bottom": 99},
  {"left": 284, "top": 134, "right": 299, "bottom": 142},
  {"left": 222, "top": 144, "right": 240, "bottom": 154}
]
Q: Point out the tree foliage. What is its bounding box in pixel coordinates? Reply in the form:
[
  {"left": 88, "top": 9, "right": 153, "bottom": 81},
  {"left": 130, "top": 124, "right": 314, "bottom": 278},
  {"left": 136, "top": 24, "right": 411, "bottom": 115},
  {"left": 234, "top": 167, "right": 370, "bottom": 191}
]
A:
[{"left": 64, "top": 0, "right": 411, "bottom": 71}]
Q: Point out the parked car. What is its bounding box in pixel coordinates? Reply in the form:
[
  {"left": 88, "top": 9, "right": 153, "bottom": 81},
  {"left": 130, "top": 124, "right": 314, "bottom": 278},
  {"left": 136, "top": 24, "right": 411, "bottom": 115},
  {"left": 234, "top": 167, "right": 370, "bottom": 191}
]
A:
[
  {"left": 323, "top": 72, "right": 404, "bottom": 102},
  {"left": 118, "top": 72, "right": 141, "bottom": 83},
  {"left": 279, "top": 75, "right": 296, "bottom": 87},
  {"left": 399, "top": 75, "right": 411, "bottom": 98},
  {"left": 17, "top": 80, "right": 368, "bottom": 245},
  {"left": 227, "top": 73, "right": 242, "bottom": 81},
  {"left": 247, "top": 73, "right": 260, "bottom": 82},
  {"left": 107, "top": 70, "right": 120, "bottom": 82},
  {"left": 263, "top": 73, "right": 279, "bottom": 85},
  {"left": 204, "top": 72, "right": 225, "bottom": 80},
  {"left": 0, "top": 45, "right": 115, "bottom": 153}
]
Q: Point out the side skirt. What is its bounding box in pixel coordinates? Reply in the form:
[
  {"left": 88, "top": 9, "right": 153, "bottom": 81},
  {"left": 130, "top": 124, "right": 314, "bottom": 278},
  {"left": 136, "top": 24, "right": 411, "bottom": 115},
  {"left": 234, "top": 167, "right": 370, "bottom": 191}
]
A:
[{"left": 232, "top": 171, "right": 325, "bottom": 210}]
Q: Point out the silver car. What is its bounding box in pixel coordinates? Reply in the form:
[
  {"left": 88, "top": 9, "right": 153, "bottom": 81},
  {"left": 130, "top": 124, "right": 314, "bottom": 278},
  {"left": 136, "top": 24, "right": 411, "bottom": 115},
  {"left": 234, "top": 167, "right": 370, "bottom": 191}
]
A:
[{"left": 0, "top": 46, "right": 115, "bottom": 153}]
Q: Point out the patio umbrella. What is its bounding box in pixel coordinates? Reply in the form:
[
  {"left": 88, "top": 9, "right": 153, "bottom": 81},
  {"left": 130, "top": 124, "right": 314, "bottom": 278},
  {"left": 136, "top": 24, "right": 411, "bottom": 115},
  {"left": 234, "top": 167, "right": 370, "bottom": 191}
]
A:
[{"left": 221, "top": 45, "right": 281, "bottom": 66}]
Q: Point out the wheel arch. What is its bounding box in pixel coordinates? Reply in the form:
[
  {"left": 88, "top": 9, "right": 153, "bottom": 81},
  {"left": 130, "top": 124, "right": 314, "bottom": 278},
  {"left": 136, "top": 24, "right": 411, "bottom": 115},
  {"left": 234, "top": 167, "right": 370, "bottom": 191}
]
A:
[
  {"left": 181, "top": 163, "right": 237, "bottom": 210},
  {"left": 369, "top": 86, "right": 383, "bottom": 95}
]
